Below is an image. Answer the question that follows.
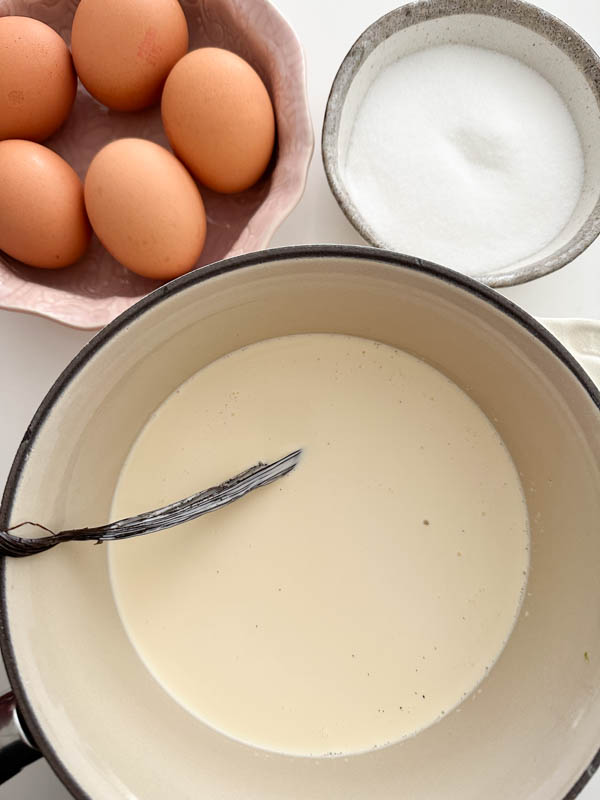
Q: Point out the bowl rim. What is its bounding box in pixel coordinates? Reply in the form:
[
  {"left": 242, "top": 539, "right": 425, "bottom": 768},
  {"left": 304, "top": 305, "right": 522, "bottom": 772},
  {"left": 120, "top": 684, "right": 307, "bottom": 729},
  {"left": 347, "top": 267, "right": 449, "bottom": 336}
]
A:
[
  {"left": 2, "top": 243, "right": 600, "bottom": 799},
  {"left": 321, "top": 0, "right": 600, "bottom": 288}
]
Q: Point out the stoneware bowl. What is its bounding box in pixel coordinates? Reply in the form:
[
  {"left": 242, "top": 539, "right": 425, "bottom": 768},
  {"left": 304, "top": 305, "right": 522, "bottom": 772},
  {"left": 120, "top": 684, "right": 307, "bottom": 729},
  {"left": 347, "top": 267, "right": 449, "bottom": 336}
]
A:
[
  {"left": 0, "top": 0, "right": 313, "bottom": 329},
  {"left": 322, "top": 0, "right": 600, "bottom": 287},
  {"left": 2, "top": 245, "right": 600, "bottom": 799}
]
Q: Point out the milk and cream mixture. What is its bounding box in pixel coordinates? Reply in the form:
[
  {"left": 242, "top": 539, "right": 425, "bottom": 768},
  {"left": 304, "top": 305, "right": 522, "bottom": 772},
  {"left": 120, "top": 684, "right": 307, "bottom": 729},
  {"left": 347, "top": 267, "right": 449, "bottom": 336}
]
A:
[{"left": 110, "top": 334, "right": 529, "bottom": 756}]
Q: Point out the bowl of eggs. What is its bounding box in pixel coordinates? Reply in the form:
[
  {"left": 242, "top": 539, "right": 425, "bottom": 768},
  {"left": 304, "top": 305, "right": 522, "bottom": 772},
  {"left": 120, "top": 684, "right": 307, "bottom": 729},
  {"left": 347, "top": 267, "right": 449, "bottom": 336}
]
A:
[{"left": 0, "top": 0, "right": 313, "bottom": 329}]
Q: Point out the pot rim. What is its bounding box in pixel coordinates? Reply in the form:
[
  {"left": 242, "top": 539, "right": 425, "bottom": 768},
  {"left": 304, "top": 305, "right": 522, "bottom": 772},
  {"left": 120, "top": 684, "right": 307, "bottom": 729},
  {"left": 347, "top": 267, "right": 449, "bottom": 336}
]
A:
[{"left": 1, "top": 243, "right": 599, "bottom": 800}]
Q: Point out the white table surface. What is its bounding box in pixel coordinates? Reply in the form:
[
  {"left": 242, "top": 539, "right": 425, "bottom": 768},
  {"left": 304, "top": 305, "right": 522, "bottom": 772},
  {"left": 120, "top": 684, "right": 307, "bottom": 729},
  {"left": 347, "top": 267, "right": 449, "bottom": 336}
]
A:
[{"left": 1, "top": 0, "right": 599, "bottom": 796}]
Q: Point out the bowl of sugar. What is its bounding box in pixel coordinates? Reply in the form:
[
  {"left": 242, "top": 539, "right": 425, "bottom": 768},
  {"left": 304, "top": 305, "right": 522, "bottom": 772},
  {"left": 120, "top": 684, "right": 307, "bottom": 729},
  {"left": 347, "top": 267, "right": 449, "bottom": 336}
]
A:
[{"left": 322, "top": 0, "right": 600, "bottom": 287}]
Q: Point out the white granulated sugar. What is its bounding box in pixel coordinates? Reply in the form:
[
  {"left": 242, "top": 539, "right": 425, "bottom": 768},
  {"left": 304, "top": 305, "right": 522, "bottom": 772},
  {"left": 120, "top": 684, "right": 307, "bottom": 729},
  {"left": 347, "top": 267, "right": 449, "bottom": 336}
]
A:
[{"left": 344, "top": 44, "right": 584, "bottom": 275}]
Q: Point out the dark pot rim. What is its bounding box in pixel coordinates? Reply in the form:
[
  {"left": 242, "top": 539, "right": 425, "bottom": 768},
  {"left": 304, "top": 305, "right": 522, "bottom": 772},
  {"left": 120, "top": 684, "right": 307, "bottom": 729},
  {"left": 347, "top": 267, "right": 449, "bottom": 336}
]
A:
[{"left": 1, "top": 244, "right": 599, "bottom": 799}]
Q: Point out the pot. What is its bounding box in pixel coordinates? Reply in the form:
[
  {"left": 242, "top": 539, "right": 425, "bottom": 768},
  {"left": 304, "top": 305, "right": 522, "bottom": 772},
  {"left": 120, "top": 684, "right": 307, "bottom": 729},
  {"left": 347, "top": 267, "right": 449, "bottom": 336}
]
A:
[{"left": 1, "top": 245, "right": 600, "bottom": 799}]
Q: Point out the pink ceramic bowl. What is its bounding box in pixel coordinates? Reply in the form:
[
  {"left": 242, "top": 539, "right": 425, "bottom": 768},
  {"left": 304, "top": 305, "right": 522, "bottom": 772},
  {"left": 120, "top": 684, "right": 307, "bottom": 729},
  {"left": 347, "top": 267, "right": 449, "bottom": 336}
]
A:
[{"left": 0, "top": 0, "right": 313, "bottom": 329}]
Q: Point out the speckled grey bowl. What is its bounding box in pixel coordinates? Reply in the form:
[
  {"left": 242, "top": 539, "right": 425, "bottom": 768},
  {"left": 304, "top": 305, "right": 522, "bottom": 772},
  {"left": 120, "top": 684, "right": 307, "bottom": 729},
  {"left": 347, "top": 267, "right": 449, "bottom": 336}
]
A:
[{"left": 322, "top": 0, "right": 600, "bottom": 287}]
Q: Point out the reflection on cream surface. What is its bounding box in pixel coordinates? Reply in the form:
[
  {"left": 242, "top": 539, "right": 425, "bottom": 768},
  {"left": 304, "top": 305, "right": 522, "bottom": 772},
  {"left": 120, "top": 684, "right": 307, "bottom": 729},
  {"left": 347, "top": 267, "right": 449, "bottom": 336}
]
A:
[{"left": 110, "top": 334, "right": 529, "bottom": 756}]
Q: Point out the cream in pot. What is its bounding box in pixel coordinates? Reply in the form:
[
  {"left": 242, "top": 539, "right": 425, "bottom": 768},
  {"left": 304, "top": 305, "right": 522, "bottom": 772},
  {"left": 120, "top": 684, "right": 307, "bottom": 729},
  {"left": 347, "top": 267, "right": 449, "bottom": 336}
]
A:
[{"left": 109, "top": 333, "right": 529, "bottom": 756}]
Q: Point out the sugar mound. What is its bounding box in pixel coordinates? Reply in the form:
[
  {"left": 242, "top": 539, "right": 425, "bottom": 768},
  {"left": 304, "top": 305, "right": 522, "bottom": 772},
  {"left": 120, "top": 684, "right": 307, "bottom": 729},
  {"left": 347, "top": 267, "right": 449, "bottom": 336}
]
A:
[{"left": 344, "top": 44, "right": 584, "bottom": 275}]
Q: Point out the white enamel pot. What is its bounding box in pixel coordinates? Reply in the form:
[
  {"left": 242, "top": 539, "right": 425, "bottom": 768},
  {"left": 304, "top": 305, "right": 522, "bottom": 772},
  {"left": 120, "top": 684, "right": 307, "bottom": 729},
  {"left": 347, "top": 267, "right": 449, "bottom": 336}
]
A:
[{"left": 1, "top": 245, "right": 600, "bottom": 799}]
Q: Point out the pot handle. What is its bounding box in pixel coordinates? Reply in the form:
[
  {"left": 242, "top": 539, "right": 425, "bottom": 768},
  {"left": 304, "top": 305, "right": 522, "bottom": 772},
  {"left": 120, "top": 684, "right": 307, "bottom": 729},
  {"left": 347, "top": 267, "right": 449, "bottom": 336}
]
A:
[
  {"left": 0, "top": 691, "right": 41, "bottom": 783},
  {"left": 539, "top": 318, "right": 600, "bottom": 386}
]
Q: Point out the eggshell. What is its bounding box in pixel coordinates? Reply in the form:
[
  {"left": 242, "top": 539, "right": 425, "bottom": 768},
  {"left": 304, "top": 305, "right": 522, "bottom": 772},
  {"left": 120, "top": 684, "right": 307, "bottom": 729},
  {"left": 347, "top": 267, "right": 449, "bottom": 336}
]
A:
[
  {"left": 0, "top": 17, "right": 77, "bottom": 142},
  {"left": 0, "top": 140, "right": 90, "bottom": 269},
  {"left": 84, "top": 138, "right": 206, "bottom": 279},
  {"left": 71, "top": 0, "right": 189, "bottom": 112},
  {"left": 161, "top": 47, "right": 275, "bottom": 193}
]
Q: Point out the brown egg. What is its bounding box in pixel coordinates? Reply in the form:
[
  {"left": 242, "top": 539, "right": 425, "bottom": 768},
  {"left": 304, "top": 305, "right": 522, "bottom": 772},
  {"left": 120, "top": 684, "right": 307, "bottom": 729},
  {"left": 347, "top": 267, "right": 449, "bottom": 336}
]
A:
[
  {"left": 71, "top": 0, "right": 189, "bottom": 112},
  {"left": 0, "top": 140, "right": 90, "bottom": 269},
  {"left": 161, "top": 47, "right": 275, "bottom": 194},
  {"left": 0, "top": 17, "right": 77, "bottom": 142},
  {"left": 84, "top": 138, "right": 206, "bottom": 279}
]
